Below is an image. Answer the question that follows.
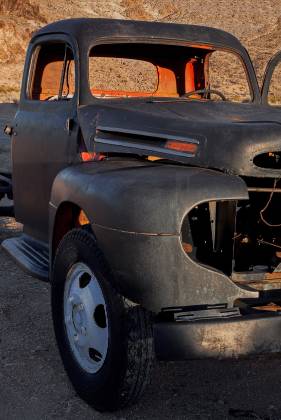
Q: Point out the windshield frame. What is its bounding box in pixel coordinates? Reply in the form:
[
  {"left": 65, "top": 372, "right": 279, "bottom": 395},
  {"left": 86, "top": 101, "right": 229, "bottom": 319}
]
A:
[{"left": 85, "top": 37, "right": 257, "bottom": 104}]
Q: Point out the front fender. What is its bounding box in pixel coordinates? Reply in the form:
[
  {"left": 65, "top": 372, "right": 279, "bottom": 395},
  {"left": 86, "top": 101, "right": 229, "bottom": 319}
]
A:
[
  {"left": 50, "top": 159, "right": 248, "bottom": 234},
  {"left": 49, "top": 160, "right": 255, "bottom": 311}
]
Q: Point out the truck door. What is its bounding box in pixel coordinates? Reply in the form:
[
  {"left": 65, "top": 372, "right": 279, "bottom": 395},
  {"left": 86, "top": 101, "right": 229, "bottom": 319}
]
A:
[
  {"left": 12, "top": 36, "right": 79, "bottom": 242},
  {"left": 261, "top": 51, "right": 281, "bottom": 107}
]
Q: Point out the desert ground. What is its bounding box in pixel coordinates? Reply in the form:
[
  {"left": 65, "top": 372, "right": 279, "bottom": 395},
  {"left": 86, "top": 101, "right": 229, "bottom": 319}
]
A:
[
  {"left": 0, "top": 216, "right": 281, "bottom": 420},
  {"left": 0, "top": 0, "right": 281, "bottom": 101}
]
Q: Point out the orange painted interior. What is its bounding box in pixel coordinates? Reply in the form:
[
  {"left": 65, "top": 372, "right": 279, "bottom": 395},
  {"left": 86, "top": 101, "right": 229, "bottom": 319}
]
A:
[
  {"left": 185, "top": 59, "right": 196, "bottom": 93},
  {"left": 91, "top": 89, "right": 157, "bottom": 97},
  {"left": 80, "top": 152, "right": 105, "bottom": 161},
  {"left": 156, "top": 66, "right": 177, "bottom": 96},
  {"left": 31, "top": 44, "right": 75, "bottom": 100},
  {"left": 165, "top": 140, "right": 198, "bottom": 154}
]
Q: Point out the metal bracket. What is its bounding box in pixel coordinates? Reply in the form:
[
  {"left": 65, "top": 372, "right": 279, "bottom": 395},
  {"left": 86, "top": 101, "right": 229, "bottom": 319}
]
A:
[
  {"left": 174, "top": 307, "right": 241, "bottom": 322},
  {"left": 66, "top": 118, "right": 74, "bottom": 134}
]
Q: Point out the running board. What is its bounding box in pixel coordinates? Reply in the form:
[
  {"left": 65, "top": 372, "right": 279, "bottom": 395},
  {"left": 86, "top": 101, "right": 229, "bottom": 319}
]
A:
[{"left": 2, "top": 234, "right": 49, "bottom": 281}]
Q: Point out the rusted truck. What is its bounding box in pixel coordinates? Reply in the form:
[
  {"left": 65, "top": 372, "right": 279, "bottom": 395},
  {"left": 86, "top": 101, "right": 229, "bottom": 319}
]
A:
[{"left": 3, "top": 18, "right": 281, "bottom": 411}]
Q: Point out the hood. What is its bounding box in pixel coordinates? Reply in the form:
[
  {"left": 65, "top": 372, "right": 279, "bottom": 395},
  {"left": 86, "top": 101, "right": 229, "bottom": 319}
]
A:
[{"left": 78, "top": 99, "right": 281, "bottom": 178}]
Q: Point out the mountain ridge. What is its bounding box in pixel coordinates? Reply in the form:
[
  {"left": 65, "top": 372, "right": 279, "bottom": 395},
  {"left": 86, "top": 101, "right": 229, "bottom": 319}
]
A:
[{"left": 0, "top": 0, "right": 279, "bottom": 101}]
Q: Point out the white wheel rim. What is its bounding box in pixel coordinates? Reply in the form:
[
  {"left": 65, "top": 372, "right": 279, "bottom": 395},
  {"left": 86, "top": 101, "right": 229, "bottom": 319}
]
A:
[{"left": 64, "top": 262, "right": 109, "bottom": 373}]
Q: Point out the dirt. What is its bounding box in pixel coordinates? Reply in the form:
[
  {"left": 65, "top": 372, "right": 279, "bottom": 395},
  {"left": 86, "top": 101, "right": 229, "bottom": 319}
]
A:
[
  {"left": 0, "top": 0, "right": 281, "bottom": 101},
  {"left": 0, "top": 217, "right": 281, "bottom": 420}
]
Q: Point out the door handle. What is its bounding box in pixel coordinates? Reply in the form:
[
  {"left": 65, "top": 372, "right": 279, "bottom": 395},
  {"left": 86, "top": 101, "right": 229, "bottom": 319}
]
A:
[{"left": 4, "top": 125, "right": 14, "bottom": 136}]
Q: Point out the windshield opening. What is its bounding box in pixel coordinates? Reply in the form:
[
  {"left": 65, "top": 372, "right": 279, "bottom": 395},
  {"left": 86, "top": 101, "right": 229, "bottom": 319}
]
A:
[{"left": 89, "top": 42, "right": 251, "bottom": 103}]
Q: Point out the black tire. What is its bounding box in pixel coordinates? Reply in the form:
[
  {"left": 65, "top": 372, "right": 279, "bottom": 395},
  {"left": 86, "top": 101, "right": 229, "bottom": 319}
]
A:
[{"left": 51, "top": 228, "right": 154, "bottom": 412}]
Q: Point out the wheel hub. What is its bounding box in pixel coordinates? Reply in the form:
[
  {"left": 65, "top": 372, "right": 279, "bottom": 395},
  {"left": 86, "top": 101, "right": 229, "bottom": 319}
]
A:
[
  {"left": 64, "top": 263, "right": 108, "bottom": 373},
  {"left": 72, "top": 303, "right": 85, "bottom": 332}
]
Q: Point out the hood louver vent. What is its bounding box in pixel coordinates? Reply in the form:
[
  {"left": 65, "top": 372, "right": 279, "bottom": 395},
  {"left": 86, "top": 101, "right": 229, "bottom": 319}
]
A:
[{"left": 94, "top": 126, "right": 199, "bottom": 159}]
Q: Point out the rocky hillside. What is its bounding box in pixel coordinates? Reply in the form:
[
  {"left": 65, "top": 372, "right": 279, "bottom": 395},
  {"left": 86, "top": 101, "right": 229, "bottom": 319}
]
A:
[{"left": 0, "top": 0, "right": 280, "bottom": 101}]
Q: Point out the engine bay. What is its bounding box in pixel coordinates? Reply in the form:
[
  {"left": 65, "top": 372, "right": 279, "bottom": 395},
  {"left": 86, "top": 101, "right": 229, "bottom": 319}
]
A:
[{"left": 182, "top": 176, "right": 281, "bottom": 281}]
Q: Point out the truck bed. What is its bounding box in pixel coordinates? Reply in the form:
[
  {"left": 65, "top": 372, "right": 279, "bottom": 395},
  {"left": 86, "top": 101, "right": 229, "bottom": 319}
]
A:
[{"left": 0, "top": 103, "right": 17, "bottom": 175}]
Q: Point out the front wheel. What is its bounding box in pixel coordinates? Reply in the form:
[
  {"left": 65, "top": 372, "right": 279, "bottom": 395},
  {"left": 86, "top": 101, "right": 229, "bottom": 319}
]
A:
[{"left": 51, "top": 228, "right": 154, "bottom": 412}]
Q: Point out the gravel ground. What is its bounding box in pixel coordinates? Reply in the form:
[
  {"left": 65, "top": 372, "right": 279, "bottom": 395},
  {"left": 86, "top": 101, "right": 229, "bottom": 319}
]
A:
[{"left": 1, "top": 217, "right": 281, "bottom": 420}]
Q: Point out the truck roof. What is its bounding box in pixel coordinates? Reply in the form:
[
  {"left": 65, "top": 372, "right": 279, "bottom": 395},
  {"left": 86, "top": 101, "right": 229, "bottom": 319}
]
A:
[{"left": 34, "top": 18, "right": 245, "bottom": 54}]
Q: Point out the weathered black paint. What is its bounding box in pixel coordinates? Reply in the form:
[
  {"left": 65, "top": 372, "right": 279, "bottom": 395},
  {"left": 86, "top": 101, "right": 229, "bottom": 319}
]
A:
[
  {"left": 78, "top": 100, "right": 281, "bottom": 177},
  {"left": 33, "top": 18, "right": 260, "bottom": 104},
  {"left": 0, "top": 103, "right": 17, "bottom": 176},
  {"left": 2, "top": 19, "right": 281, "bottom": 324}
]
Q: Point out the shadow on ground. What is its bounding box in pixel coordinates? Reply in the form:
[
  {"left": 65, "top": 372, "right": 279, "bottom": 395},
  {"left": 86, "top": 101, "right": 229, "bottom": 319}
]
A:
[{"left": 0, "top": 218, "right": 280, "bottom": 420}]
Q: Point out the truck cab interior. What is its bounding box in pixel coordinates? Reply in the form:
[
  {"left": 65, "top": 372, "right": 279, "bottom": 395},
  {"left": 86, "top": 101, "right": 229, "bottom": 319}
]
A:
[
  {"left": 89, "top": 42, "right": 251, "bottom": 103},
  {"left": 26, "top": 40, "right": 252, "bottom": 104}
]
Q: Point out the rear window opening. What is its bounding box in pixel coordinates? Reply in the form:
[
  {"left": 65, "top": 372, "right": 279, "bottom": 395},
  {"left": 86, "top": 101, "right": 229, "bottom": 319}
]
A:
[
  {"left": 90, "top": 57, "right": 158, "bottom": 94},
  {"left": 89, "top": 42, "right": 251, "bottom": 102}
]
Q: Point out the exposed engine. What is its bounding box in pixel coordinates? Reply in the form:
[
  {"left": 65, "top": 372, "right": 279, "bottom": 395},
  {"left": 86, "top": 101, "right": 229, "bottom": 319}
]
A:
[
  {"left": 182, "top": 177, "right": 281, "bottom": 276},
  {"left": 234, "top": 178, "right": 281, "bottom": 272}
]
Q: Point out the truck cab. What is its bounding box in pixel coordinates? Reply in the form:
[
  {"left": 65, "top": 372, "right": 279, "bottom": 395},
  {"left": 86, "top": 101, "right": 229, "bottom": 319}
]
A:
[{"left": 4, "top": 18, "right": 281, "bottom": 411}]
